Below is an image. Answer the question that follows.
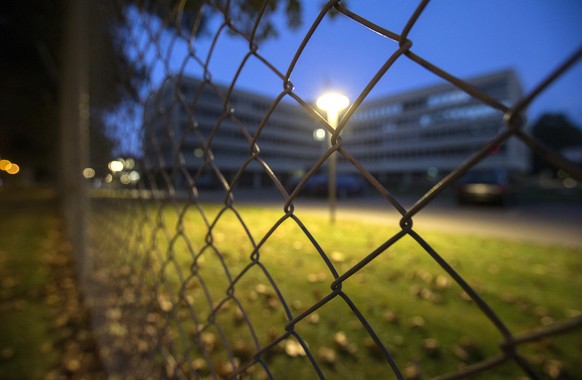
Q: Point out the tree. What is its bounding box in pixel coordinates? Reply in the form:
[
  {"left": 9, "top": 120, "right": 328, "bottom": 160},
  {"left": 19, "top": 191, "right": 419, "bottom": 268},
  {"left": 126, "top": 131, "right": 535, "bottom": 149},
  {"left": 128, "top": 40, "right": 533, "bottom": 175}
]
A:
[
  {"left": 0, "top": 0, "right": 311, "bottom": 183},
  {"left": 132, "top": 0, "right": 303, "bottom": 41},
  {"left": 0, "top": 1, "right": 64, "bottom": 182},
  {"left": 530, "top": 113, "right": 582, "bottom": 174},
  {"left": 0, "top": 1, "right": 130, "bottom": 183}
]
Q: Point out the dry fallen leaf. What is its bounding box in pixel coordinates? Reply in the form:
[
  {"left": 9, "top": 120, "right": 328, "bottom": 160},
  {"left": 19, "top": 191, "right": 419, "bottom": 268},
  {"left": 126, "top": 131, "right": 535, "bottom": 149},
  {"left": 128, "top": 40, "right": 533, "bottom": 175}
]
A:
[
  {"left": 0, "top": 347, "right": 14, "bottom": 361},
  {"left": 157, "top": 293, "right": 173, "bottom": 312},
  {"left": 330, "top": 251, "right": 345, "bottom": 263},
  {"left": 422, "top": 338, "right": 440, "bottom": 358},
  {"left": 408, "top": 316, "right": 426, "bottom": 329},
  {"left": 284, "top": 339, "right": 306, "bottom": 357},
  {"left": 318, "top": 347, "right": 336, "bottom": 365},
  {"left": 403, "top": 361, "right": 422, "bottom": 380}
]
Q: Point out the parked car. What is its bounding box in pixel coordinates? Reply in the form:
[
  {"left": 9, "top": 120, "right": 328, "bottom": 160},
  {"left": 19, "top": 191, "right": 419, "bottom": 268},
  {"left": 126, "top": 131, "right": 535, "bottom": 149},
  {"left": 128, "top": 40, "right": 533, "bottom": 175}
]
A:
[
  {"left": 454, "top": 169, "right": 515, "bottom": 205},
  {"left": 289, "top": 174, "right": 368, "bottom": 197}
]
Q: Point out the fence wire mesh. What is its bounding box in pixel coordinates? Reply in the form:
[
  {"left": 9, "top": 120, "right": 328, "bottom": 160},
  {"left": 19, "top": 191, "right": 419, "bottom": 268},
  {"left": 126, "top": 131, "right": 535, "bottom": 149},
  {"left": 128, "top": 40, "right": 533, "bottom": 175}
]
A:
[{"left": 84, "top": 1, "right": 582, "bottom": 379}]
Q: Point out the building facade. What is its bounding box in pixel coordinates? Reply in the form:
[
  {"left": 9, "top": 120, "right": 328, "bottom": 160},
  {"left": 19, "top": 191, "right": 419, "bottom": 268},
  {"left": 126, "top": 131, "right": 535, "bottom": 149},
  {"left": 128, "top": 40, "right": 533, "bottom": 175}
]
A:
[
  {"left": 342, "top": 69, "right": 528, "bottom": 187},
  {"left": 143, "top": 76, "right": 322, "bottom": 190},
  {"left": 144, "top": 70, "right": 529, "bottom": 191}
]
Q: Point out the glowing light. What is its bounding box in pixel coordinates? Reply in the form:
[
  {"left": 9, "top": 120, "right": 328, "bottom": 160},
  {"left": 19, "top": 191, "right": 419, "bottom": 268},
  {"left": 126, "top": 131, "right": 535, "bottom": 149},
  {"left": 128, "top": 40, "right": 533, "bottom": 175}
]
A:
[
  {"left": 108, "top": 160, "right": 124, "bottom": 172},
  {"left": 120, "top": 173, "right": 131, "bottom": 185},
  {"left": 0, "top": 159, "right": 11, "bottom": 171},
  {"left": 426, "top": 167, "right": 439, "bottom": 180},
  {"left": 563, "top": 177, "right": 577, "bottom": 189},
  {"left": 6, "top": 164, "right": 19, "bottom": 175},
  {"left": 129, "top": 171, "right": 140, "bottom": 182},
  {"left": 104, "top": 174, "right": 113, "bottom": 183},
  {"left": 83, "top": 168, "right": 96, "bottom": 179},
  {"left": 313, "top": 128, "right": 326, "bottom": 141},
  {"left": 316, "top": 92, "right": 349, "bottom": 116},
  {"left": 124, "top": 158, "right": 135, "bottom": 170}
]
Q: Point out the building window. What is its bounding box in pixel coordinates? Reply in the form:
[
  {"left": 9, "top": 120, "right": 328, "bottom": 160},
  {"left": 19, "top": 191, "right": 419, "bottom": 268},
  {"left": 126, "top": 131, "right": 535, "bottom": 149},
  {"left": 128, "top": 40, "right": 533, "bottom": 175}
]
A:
[{"left": 427, "top": 90, "right": 470, "bottom": 108}]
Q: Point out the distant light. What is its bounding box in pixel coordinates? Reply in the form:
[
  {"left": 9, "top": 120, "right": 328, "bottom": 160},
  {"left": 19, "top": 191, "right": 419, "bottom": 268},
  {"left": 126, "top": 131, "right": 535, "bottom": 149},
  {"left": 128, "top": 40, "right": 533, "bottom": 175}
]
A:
[
  {"left": 563, "top": 177, "right": 577, "bottom": 189},
  {"left": 426, "top": 167, "right": 439, "bottom": 180},
  {"left": 194, "top": 148, "right": 204, "bottom": 158},
  {"left": 129, "top": 171, "right": 140, "bottom": 182},
  {"left": 108, "top": 160, "right": 124, "bottom": 172},
  {"left": 316, "top": 92, "right": 349, "bottom": 114},
  {"left": 83, "top": 168, "right": 96, "bottom": 179},
  {"left": 120, "top": 173, "right": 131, "bottom": 185},
  {"left": 6, "top": 163, "right": 19, "bottom": 175},
  {"left": 313, "top": 128, "right": 326, "bottom": 141},
  {"left": 124, "top": 158, "right": 135, "bottom": 170},
  {"left": 557, "top": 169, "right": 569, "bottom": 179},
  {"left": 104, "top": 174, "right": 113, "bottom": 183},
  {"left": 0, "top": 159, "right": 11, "bottom": 171}
]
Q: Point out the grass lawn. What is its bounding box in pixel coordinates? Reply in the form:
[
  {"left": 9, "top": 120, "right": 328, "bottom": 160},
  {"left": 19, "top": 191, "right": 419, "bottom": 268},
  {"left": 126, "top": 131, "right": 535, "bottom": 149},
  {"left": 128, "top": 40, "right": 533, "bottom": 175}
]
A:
[
  {"left": 0, "top": 196, "right": 61, "bottom": 379},
  {"left": 0, "top": 192, "right": 102, "bottom": 380},
  {"left": 91, "top": 199, "right": 582, "bottom": 379},
  {"left": 2, "top": 189, "right": 579, "bottom": 379}
]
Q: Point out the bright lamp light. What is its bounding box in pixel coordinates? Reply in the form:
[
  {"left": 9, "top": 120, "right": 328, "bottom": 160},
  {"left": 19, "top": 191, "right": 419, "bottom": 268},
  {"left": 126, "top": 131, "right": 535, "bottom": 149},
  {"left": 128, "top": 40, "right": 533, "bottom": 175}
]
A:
[
  {"left": 313, "top": 128, "right": 326, "bottom": 141},
  {"left": 316, "top": 92, "right": 349, "bottom": 114},
  {"left": 108, "top": 160, "right": 124, "bottom": 173}
]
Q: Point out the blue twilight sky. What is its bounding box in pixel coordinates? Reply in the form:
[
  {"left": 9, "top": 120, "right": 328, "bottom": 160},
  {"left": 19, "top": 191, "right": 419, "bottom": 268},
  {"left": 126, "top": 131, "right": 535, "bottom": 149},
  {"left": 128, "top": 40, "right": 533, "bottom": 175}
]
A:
[{"left": 128, "top": 0, "right": 581, "bottom": 153}]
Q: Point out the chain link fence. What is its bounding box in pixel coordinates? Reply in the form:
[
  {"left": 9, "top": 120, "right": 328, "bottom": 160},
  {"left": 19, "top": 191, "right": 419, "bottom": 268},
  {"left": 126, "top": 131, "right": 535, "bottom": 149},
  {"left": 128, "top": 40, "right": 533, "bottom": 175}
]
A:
[{"left": 73, "top": 1, "right": 582, "bottom": 379}]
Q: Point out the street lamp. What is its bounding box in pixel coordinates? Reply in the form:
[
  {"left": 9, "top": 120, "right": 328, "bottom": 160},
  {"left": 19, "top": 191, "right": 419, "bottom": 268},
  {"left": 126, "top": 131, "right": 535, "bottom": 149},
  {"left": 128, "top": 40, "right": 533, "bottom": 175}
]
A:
[
  {"left": 316, "top": 92, "right": 349, "bottom": 224},
  {"left": 107, "top": 160, "right": 124, "bottom": 186},
  {"left": 108, "top": 160, "right": 124, "bottom": 173}
]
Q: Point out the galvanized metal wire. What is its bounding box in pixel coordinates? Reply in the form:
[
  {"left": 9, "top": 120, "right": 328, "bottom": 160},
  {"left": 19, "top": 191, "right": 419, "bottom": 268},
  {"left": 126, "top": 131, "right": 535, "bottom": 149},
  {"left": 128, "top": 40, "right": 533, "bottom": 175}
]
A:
[{"left": 85, "top": 1, "right": 582, "bottom": 379}]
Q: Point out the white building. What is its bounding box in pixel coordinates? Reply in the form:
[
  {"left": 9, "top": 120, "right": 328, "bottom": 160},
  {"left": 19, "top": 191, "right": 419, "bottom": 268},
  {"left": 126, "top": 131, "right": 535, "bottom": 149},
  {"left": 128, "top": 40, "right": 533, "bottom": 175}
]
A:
[
  {"left": 143, "top": 76, "right": 321, "bottom": 190},
  {"left": 342, "top": 69, "right": 529, "bottom": 187},
  {"left": 144, "top": 70, "right": 529, "bottom": 191}
]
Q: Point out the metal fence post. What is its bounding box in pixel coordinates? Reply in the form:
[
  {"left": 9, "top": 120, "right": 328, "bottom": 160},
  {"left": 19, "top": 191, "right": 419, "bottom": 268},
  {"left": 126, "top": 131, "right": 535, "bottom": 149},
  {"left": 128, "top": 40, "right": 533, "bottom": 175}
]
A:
[{"left": 59, "top": 0, "right": 90, "bottom": 284}]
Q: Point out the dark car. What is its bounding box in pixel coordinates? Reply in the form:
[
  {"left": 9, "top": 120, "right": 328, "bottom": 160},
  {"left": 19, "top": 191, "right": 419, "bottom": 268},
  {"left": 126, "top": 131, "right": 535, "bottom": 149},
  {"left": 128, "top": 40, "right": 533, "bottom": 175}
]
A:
[
  {"left": 290, "top": 174, "right": 368, "bottom": 197},
  {"left": 454, "top": 169, "right": 515, "bottom": 205}
]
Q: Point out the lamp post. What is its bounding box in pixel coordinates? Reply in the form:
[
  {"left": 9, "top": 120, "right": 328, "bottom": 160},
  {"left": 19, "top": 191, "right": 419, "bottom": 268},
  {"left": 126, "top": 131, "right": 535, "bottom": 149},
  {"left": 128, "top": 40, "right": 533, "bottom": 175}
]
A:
[{"left": 316, "top": 92, "right": 349, "bottom": 224}]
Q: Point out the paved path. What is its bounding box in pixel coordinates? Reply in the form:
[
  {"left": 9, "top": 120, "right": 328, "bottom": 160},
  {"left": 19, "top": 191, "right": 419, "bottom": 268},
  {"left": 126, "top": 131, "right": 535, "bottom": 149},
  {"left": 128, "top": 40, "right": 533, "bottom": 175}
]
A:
[
  {"left": 334, "top": 201, "right": 582, "bottom": 248},
  {"left": 214, "top": 189, "right": 582, "bottom": 248}
]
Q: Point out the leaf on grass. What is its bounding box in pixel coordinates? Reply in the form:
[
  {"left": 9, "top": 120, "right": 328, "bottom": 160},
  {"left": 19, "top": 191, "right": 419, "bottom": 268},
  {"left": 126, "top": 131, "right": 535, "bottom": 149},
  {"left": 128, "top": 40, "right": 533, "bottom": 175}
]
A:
[
  {"left": 307, "top": 312, "right": 320, "bottom": 324},
  {"left": 452, "top": 338, "right": 482, "bottom": 363},
  {"left": 307, "top": 272, "right": 327, "bottom": 283},
  {"left": 200, "top": 332, "right": 217, "bottom": 352},
  {"left": 284, "top": 339, "right": 306, "bottom": 357},
  {"left": 403, "top": 361, "right": 422, "bottom": 380},
  {"left": 422, "top": 338, "right": 440, "bottom": 358},
  {"left": 233, "top": 340, "right": 254, "bottom": 362},
  {"left": 330, "top": 251, "right": 345, "bottom": 263},
  {"left": 318, "top": 347, "right": 336, "bottom": 365},
  {"left": 255, "top": 284, "right": 268, "bottom": 294},
  {"left": 382, "top": 309, "right": 399, "bottom": 324},
  {"left": 157, "top": 293, "right": 173, "bottom": 312},
  {"left": 334, "top": 331, "right": 357, "bottom": 355},
  {"left": 435, "top": 275, "right": 451, "bottom": 289},
  {"left": 543, "top": 359, "right": 566, "bottom": 380},
  {"left": 0, "top": 347, "right": 14, "bottom": 361},
  {"left": 407, "top": 316, "right": 426, "bottom": 330}
]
